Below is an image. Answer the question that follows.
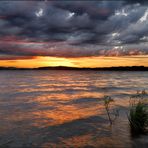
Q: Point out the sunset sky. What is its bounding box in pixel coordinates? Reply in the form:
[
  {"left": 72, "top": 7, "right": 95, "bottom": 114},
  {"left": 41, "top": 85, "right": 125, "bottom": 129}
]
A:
[{"left": 0, "top": 0, "right": 148, "bottom": 68}]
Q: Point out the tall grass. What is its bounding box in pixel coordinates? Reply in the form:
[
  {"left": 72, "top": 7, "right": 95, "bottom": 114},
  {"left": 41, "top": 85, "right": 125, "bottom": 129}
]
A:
[{"left": 128, "top": 90, "right": 148, "bottom": 135}]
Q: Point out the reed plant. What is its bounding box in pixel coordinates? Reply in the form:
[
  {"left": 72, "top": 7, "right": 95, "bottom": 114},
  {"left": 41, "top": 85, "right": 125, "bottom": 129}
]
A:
[
  {"left": 103, "top": 96, "right": 119, "bottom": 125},
  {"left": 128, "top": 90, "right": 148, "bottom": 135}
]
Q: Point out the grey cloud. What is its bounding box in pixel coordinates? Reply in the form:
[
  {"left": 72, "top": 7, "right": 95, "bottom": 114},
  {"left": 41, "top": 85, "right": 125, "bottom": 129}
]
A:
[{"left": 0, "top": 0, "right": 147, "bottom": 58}]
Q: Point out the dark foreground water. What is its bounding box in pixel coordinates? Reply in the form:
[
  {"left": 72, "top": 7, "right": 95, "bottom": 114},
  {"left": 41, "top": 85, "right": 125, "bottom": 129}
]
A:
[{"left": 0, "top": 70, "right": 148, "bottom": 148}]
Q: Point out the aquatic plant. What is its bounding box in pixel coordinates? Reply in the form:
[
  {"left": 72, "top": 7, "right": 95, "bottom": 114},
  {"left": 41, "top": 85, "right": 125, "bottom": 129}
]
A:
[
  {"left": 128, "top": 90, "right": 148, "bottom": 135},
  {"left": 103, "top": 96, "right": 115, "bottom": 125}
]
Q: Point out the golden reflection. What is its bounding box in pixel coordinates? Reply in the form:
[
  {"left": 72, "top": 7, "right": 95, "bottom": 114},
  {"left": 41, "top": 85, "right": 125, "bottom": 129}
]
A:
[{"left": 32, "top": 93, "right": 104, "bottom": 127}]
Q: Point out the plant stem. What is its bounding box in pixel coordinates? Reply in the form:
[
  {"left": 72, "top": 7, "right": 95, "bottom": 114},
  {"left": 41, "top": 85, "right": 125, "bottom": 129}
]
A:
[{"left": 106, "top": 106, "right": 112, "bottom": 125}]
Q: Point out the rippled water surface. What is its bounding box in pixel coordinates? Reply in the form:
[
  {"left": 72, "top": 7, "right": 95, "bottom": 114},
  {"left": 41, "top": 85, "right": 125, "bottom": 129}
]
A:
[{"left": 0, "top": 70, "right": 148, "bottom": 147}]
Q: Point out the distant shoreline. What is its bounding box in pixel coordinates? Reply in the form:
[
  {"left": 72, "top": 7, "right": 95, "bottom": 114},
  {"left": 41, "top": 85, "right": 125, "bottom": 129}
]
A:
[{"left": 0, "top": 66, "right": 148, "bottom": 71}]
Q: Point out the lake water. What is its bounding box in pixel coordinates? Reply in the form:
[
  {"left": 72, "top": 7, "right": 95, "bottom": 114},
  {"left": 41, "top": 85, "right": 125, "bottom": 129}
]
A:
[{"left": 0, "top": 70, "right": 148, "bottom": 147}]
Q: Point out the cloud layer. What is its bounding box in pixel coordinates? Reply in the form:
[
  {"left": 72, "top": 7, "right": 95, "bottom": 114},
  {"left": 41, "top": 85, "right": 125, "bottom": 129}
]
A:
[{"left": 0, "top": 0, "right": 148, "bottom": 59}]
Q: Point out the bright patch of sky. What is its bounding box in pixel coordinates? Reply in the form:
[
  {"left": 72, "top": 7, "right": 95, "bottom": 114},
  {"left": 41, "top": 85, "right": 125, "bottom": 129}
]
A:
[
  {"left": 67, "top": 12, "right": 75, "bottom": 19},
  {"left": 139, "top": 8, "right": 148, "bottom": 22},
  {"left": 115, "top": 9, "right": 128, "bottom": 16},
  {"left": 35, "top": 8, "right": 44, "bottom": 17},
  {"left": 112, "top": 32, "right": 120, "bottom": 37}
]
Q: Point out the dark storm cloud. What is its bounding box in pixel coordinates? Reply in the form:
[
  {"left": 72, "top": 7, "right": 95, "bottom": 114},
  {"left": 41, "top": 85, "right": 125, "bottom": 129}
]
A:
[
  {"left": 125, "top": 0, "right": 148, "bottom": 4},
  {"left": 0, "top": 0, "right": 147, "bottom": 59},
  {"left": 0, "top": 40, "right": 147, "bottom": 58},
  {"left": 52, "top": 1, "right": 124, "bottom": 20}
]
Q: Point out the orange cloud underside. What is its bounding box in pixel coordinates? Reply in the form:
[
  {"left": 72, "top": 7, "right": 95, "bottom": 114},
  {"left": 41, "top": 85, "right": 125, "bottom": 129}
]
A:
[{"left": 0, "top": 55, "right": 148, "bottom": 68}]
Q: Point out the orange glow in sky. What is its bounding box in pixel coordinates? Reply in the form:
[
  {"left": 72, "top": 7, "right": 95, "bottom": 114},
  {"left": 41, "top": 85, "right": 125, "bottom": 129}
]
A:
[{"left": 0, "top": 55, "right": 147, "bottom": 68}]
